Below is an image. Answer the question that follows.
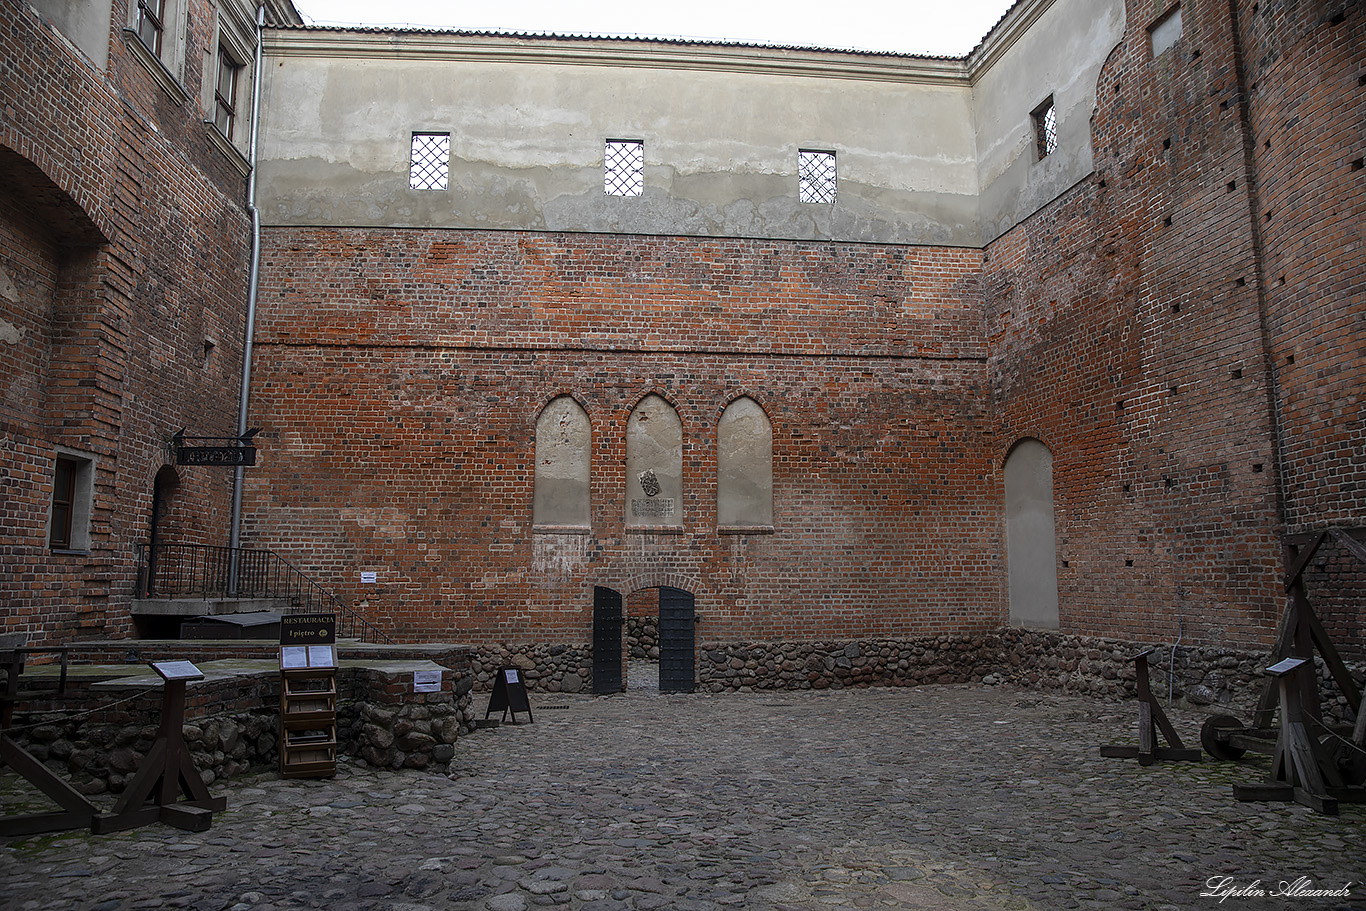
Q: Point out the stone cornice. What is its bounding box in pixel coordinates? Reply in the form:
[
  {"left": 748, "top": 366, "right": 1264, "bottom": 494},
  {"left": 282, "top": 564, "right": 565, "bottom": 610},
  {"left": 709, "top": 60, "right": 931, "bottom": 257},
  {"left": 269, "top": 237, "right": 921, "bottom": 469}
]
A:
[
  {"left": 265, "top": 0, "right": 1061, "bottom": 86},
  {"left": 262, "top": 29, "right": 970, "bottom": 85},
  {"left": 966, "top": 0, "right": 1058, "bottom": 82}
]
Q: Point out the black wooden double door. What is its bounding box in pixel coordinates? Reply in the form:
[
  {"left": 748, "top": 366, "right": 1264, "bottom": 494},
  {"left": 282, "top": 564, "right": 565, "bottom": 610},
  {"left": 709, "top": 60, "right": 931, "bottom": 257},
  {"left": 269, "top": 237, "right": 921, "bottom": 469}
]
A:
[
  {"left": 592, "top": 585, "right": 695, "bottom": 694},
  {"left": 591, "top": 586, "right": 623, "bottom": 695}
]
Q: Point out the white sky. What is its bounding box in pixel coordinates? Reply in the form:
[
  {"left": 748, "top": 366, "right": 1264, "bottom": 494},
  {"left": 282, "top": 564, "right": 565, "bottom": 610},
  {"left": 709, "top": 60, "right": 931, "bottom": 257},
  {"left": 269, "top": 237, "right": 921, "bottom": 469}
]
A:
[{"left": 291, "top": 1, "right": 1019, "bottom": 58}]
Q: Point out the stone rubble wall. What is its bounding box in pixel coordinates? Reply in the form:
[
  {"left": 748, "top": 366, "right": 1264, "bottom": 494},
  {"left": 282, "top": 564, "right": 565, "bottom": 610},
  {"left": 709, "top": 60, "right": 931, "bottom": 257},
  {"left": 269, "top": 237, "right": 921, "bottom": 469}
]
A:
[
  {"left": 627, "top": 615, "right": 659, "bottom": 660},
  {"left": 696, "top": 636, "right": 996, "bottom": 692},
  {"left": 8, "top": 629, "right": 1362, "bottom": 798},
  {"left": 337, "top": 667, "right": 476, "bottom": 772},
  {"left": 469, "top": 643, "right": 593, "bottom": 694},
  {"left": 694, "top": 629, "right": 1365, "bottom": 726},
  {"left": 5, "top": 664, "right": 476, "bottom": 795},
  {"left": 10, "top": 674, "right": 280, "bottom": 798},
  {"left": 471, "top": 629, "right": 1364, "bottom": 727}
]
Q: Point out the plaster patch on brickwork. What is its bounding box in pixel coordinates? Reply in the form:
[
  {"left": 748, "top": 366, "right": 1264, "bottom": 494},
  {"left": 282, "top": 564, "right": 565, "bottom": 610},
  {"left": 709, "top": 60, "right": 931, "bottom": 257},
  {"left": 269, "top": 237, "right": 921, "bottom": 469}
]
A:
[
  {"left": 340, "top": 506, "right": 411, "bottom": 539},
  {"left": 533, "top": 396, "right": 591, "bottom": 528},
  {"left": 531, "top": 533, "right": 591, "bottom": 580},
  {"left": 0, "top": 318, "right": 24, "bottom": 344},
  {"left": 0, "top": 266, "right": 19, "bottom": 303}
]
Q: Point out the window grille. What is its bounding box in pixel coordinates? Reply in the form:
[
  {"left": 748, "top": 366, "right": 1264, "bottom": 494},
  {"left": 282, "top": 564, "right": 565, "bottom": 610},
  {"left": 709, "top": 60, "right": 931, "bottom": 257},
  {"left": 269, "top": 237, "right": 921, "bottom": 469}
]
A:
[
  {"left": 798, "top": 150, "right": 837, "bottom": 204},
  {"left": 137, "top": 0, "right": 166, "bottom": 56},
  {"left": 409, "top": 133, "right": 450, "bottom": 191},
  {"left": 1033, "top": 98, "right": 1058, "bottom": 160},
  {"left": 604, "top": 140, "right": 644, "bottom": 196},
  {"left": 214, "top": 48, "right": 240, "bottom": 139}
]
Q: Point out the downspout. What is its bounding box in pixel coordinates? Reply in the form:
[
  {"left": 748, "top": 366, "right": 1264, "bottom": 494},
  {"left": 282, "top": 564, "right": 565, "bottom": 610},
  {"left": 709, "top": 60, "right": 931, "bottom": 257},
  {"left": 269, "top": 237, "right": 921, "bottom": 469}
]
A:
[{"left": 229, "top": 3, "right": 266, "bottom": 578}]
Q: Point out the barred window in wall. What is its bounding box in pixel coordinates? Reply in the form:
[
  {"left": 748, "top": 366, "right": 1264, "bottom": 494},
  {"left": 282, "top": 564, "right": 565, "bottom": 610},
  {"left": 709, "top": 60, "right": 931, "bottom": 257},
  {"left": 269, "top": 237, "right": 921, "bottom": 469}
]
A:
[
  {"left": 604, "top": 140, "right": 644, "bottom": 197},
  {"left": 798, "top": 150, "right": 836, "bottom": 204},
  {"left": 214, "top": 48, "right": 242, "bottom": 140},
  {"left": 410, "top": 133, "right": 450, "bottom": 190},
  {"left": 1033, "top": 97, "right": 1058, "bottom": 160},
  {"left": 137, "top": 0, "right": 166, "bottom": 55}
]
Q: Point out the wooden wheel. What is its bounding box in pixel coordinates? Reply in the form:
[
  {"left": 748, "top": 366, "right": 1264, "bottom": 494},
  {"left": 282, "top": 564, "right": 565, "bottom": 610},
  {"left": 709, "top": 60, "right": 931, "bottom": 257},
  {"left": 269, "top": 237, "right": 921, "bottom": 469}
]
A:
[{"left": 1201, "top": 714, "right": 1248, "bottom": 761}]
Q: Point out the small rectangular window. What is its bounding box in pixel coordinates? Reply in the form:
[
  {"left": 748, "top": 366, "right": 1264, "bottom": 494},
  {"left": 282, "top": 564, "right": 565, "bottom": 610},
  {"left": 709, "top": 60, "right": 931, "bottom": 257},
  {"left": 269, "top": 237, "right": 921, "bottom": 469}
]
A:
[
  {"left": 798, "top": 149, "right": 836, "bottom": 204},
  {"left": 1150, "top": 5, "right": 1183, "bottom": 57},
  {"left": 137, "top": 0, "right": 166, "bottom": 56},
  {"left": 214, "top": 48, "right": 241, "bottom": 140},
  {"left": 50, "top": 458, "right": 77, "bottom": 549},
  {"left": 604, "top": 140, "right": 644, "bottom": 197},
  {"left": 409, "top": 133, "right": 450, "bottom": 190},
  {"left": 1033, "top": 97, "right": 1058, "bottom": 160}
]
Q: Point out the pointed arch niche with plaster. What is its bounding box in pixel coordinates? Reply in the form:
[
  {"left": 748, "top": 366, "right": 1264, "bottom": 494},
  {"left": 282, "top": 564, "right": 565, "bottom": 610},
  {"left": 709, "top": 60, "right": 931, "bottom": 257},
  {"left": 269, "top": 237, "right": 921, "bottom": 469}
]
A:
[
  {"left": 717, "top": 396, "right": 774, "bottom": 533},
  {"left": 532, "top": 395, "right": 592, "bottom": 533},
  {"left": 626, "top": 394, "right": 683, "bottom": 532}
]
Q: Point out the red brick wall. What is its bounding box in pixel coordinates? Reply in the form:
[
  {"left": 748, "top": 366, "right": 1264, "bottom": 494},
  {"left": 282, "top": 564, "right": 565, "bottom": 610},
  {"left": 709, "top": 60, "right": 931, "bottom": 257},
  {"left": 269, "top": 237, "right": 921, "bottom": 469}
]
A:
[
  {"left": 8, "top": 0, "right": 1361, "bottom": 664},
  {"left": 984, "top": 0, "right": 1289, "bottom": 652},
  {"left": 245, "top": 229, "right": 1000, "bottom": 644},
  {"left": 245, "top": 4, "right": 1364, "bottom": 658},
  {"left": 1237, "top": 0, "right": 1366, "bottom": 657},
  {"left": 982, "top": 0, "right": 1365, "bottom": 657},
  {"left": 0, "top": 0, "right": 252, "bottom": 642}
]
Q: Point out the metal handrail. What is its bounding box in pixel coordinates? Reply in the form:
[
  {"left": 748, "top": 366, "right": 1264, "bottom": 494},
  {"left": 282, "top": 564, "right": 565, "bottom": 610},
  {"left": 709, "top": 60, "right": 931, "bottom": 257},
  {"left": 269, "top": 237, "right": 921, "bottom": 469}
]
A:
[{"left": 135, "top": 543, "right": 392, "bottom": 643}]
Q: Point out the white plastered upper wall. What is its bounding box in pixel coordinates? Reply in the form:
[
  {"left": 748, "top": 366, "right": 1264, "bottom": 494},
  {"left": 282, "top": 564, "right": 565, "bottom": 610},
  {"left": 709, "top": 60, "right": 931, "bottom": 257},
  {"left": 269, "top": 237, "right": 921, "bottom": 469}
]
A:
[
  {"left": 969, "top": 0, "right": 1128, "bottom": 243},
  {"left": 256, "top": 0, "right": 1125, "bottom": 248}
]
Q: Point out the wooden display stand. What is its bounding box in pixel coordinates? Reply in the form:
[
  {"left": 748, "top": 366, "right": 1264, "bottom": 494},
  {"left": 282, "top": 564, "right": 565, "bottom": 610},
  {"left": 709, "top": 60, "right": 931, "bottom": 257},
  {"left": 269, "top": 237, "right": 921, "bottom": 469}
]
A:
[
  {"left": 1100, "top": 649, "right": 1202, "bottom": 765},
  {"left": 93, "top": 661, "right": 226, "bottom": 834},
  {"left": 279, "top": 641, "right": 338, "bottom": 778},
  {"left": 1232, "top": 657, "right": 1366, "bottom": 815}
]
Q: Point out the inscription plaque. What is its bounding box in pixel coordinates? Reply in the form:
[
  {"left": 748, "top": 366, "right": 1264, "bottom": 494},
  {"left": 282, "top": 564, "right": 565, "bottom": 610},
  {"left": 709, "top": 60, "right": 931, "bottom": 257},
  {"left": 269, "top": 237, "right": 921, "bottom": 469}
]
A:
[{"left": 631, "top": 497, "right": 676, "bottom": 518}]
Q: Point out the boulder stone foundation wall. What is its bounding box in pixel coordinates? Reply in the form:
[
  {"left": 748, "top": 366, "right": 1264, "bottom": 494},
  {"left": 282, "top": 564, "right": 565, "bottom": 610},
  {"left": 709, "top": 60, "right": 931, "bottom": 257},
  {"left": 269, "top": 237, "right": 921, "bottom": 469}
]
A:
[
  {"left": 6, "top": 664, "right": 475, "bottom": 795},
  {"left": 470, "top": 643, "right": 594, "bottom": 694},
  {"left": 475, "top": 629, "right": 1364, "bottom": 727},
  {"left": 691, "top": 629, "right": 1364, "bottom": 727}
]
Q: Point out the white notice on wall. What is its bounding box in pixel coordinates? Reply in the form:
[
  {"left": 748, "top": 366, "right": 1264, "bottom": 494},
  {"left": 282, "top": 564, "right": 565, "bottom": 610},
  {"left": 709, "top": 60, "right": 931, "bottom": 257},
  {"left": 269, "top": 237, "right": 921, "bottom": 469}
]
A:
[
  {"left": 360, "top": 571, "right": 378, "bottom": 584},
  {"left": 413, "top": 670, "right": 442, "bottom": 693}
]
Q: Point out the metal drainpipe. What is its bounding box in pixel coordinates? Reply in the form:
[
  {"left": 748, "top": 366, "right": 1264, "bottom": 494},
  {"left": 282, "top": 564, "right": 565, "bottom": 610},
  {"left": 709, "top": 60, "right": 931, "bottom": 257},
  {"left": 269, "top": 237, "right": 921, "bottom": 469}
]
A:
[{"left": 228, "top": 3, "right": 267, "bottom": 588}]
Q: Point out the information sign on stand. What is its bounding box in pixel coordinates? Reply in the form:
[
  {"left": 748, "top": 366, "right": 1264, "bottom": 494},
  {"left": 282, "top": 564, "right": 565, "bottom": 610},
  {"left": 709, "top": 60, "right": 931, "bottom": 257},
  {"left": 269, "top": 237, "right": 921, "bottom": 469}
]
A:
[
  {"left": 485, "top": 667, "right": 534, "bottom": 724},
  {"left": 93, "top": 660, "right": 226, "bottom": 834}
]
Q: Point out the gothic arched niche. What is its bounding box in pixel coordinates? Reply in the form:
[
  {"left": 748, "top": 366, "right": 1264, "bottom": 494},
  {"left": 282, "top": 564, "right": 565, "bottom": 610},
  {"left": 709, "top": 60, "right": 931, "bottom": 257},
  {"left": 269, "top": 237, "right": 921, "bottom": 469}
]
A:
[
  {"left": 626, "top": 394, "right": 682, "bottom": 528},
  {"left": 717, "top": 397, "right": 773, "bottom": 529},
  {"left": 1005, "top": 438, "right": 1059, "bottom": 629},
  {"left": 533, "top": 396, "right": 591, "bottom": 529}
]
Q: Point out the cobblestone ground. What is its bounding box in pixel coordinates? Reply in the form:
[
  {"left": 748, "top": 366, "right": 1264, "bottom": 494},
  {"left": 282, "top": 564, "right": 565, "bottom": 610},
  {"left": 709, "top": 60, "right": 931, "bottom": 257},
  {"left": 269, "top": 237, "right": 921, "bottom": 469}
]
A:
[{"left": 2, "top": 683, "right": 1363, "bottom": 911}]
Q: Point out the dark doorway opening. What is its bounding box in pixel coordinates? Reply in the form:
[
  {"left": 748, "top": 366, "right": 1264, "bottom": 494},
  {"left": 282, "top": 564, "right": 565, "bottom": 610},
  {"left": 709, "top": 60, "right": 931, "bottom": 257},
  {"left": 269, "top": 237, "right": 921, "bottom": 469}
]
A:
[
  {"left": 145, "top": 465, "right": 181, "bottom": 597},
  {"left": 593, "top": 585, "right": 695, "bottom": 694}
]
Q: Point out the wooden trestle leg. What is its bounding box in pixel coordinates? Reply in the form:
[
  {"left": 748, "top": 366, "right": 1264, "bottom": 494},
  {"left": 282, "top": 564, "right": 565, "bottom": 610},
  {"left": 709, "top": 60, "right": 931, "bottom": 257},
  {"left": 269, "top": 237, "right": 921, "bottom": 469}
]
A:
[
  {"left": 93, "top": 666, "right": 226, "bottom": 834},
  {"left": 1100, "top": 649, "right": 1202, "bottom": 766}
]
